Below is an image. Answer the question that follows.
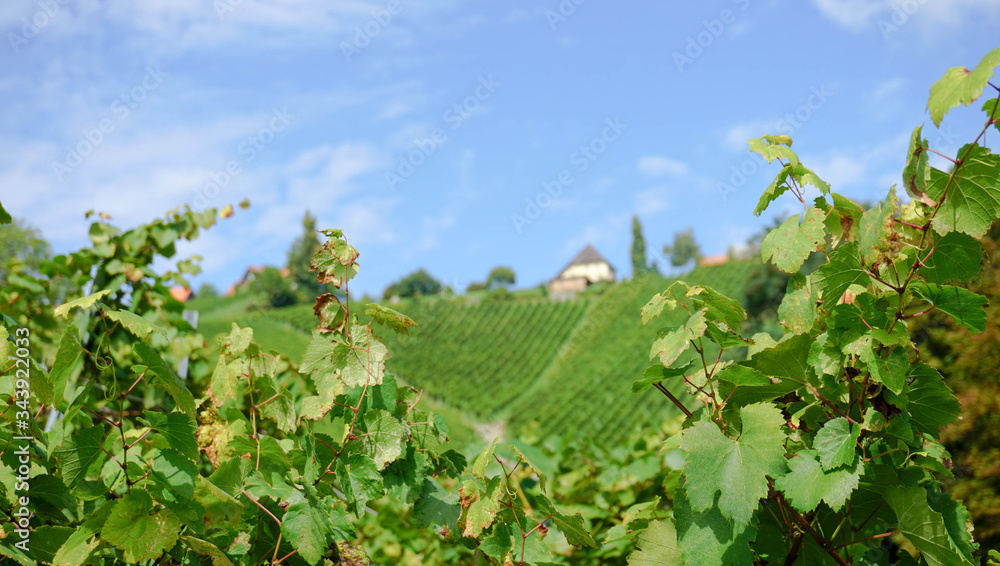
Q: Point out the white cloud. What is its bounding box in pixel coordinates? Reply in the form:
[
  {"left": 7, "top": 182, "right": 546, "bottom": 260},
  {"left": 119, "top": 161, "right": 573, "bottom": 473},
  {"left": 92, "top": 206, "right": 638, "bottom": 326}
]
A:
[
  {"left": 811, "top": 0, "right": 1000, "bottom": 33},
  {"left": 867, "top": 78, "right": 906, "bottom": 106},
  {"left": 635, "top": 186, "right": 670, "bottom": 214},
  {"left": 636, "top": 155, "right": 688, "bottom": 177},
  {"left": 722, "top": 120, "right": 773, "bottom": 152},
  {"left": 811, "top": 0, "right": 885, "bottom": 31}
]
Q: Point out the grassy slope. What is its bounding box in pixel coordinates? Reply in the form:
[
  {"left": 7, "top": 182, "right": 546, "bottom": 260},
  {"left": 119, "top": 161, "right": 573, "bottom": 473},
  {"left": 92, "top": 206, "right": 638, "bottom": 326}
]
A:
[{"left": 187, "top": 260, "right": 758, "bottom": 446}]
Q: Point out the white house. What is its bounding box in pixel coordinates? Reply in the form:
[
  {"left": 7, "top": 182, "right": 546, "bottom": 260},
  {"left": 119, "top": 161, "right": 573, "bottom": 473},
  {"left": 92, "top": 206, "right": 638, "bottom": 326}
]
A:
[{"left": 549, "top": 245, "right": 615, "bottom": 300}]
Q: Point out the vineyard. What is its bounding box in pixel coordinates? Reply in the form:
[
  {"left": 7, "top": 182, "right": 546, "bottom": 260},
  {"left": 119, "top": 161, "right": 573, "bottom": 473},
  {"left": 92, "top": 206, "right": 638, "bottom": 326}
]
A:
[{"left": 189, "top": 259, "right": 761, "bottom": 446}]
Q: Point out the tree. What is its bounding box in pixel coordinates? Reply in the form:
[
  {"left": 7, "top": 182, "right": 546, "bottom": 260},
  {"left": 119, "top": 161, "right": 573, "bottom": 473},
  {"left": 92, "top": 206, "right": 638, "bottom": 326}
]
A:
[
  {"left": 286, "top": 210, "right": 325, "bottom": 299},
  {"left": 486, "top": 265, "right": 515, "bottom": 290},
  {"left": 197, "top": 282, "right": 219, "bottom": 298},
  {"left": 662, "top": 227, "right": 701, "bottom": 268},
  {"left": 631, "top": 215, "right": 655, "bottom": 277},
  {"left": 0, "top": 217, "right": 52, "bottom": 287},
  {"left": 250, "top": 266, "right": 296, "bottom": 307},
  {"left": 383, "top": 268, "right": 442, "bottom": 299}
]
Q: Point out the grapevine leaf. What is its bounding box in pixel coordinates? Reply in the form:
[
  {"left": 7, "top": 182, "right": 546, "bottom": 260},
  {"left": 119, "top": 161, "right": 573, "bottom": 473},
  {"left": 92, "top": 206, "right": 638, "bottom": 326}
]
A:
[
  {"left": 754, "top": 163, "right": 793, "bottom": 216},
  {"left": 813, "top": 417, "right": 860, "bottom": 471},
  {"left": 716, "top": 364, "right": 799, "bottom": 407},
  {"left": 140, "top": 411, "right": 199, "bottom": 461},
  {"left": 680, "top": 402, "right": 787, "bottom": 526},
  {"left": 903, "top": 126, "right": 936, "bottom": 206},
  {"left": 775, "top": 450, "right": 863, "bottom": 513},
  {"left": 822, "top": 193, "right": 864, "bottom": 246},
  {"left": 649, "top": 309, "right": 707, "bottom": 367},
  {"left": 414, "top": 477, "right": 460, "bottom": 530},
  {"left": 220, "top": 323, "right": 253, "bottom": 355},
  {"left": 640, "top": 291, "right": 674, "bottom": 324},
  {"left": 27, "top": 526, "right": 74, "bottom": 565},
  {"left": 745, "top": 332, "right": 813, "bottom": 385},
  {"left": 281, "top": 495, "right": 333, "bottom": 566},
  {"left": 987, "top": 98, "right": 1000, "bottom": 132},
  {"left": 337, "top": 453, "right": 385, "bottom": 518},
  {"left": 133, "top": 342, "right": 197, "bottom": 418},
  {"left": 760, "top": 207, "right": 826, "bottom": 273},
  {"left": 858, "top": 187, "right": 899, "bottom": 266},
  {"left": 929, "top": 145, "right": 1000, "bottom": 238},
  {"left": 535, "top": 494, "right": 598, "bottom": 548},
  {"left": 919, "top": 231, "right": 982, "bottom": 284},
  {"left": 911, "top": 282, "right": 988, "bottom": 332},
  {"left": 812, "top": 242, "right": 871, "bottom": 303},
  {"left": 152, "top": 449, "right": 197, "bottom": 500},
  {"left": 748, "top": 135, "right": 797, "bottom": 163},
  {"left": 182, "top": 536, "right": 235, "bottom": 566},
  {"left": 778, "top": 284, "right": 816, "bottom": 335},
  {"left": 255, "top": 376, "right": 297, "bottom": 433},
  {"left": 472, "top": 437, "right": 498, "bottom": 479},
  {"left": 886, "top": 485, "right": 975, "bottom": 566},
  {"left": 927, "top": 46, "right": 1000, "bottom": 127},
  {"left": 0, "top": 200, "right": 10, "bottom": 224},
  {"left": 365, "top": 303, "right": 419, "bottom": 335},
  {"left": 926, "top": 491, "right": 978, "bottom": 559},
  {"left": 674, "top": 487, "right": 756, "bottom": 565},
  {"left": 104, "top": 308, "right": 166, "bottom": 340},
  {"left": 101, "top": 490, "right": 183, "bottom": 563},
  {"left": 338, "top": 326, "right": 388, "bottom": 388},
  {"left": 360, "top": 409, "right": 405, "bottom": 470},
  {"left": 510, "top": 444, "right": 547, "bottom": 492},
  {"left": 50, "top": 502, "right": 113, "bottom": 566},
  {"left": 310, "top": 232, "right": 360, "bottom": 288},
  {"left": 860, "top": 344, "right": 908, "bottom": 395},
  {"left": 463, "top": 477, "right": 503, "bottom": 537},
  {"left": 52, "top": 425, "right": 105, "bottom": 491},
  {"left": 632, "top": 362, "right": 693, "bottom": 395},
  {"left": 48, "top": 324, "right": 83, "bottom": 409},
  {"left": 194, "top": 475, "right": 243, "bottom": 530},
  {"left": 686, "top": 285, "right": 747, "bottom": 330},
  {"left": 480, "top": 522, "right": 513, "bottom": 561},
  {"left": 209, "top": 356, "right": 244, "bottom": 407},
  {"left": 906, "top": 364, "right": 961, "bottom": 436},
  {"left": 626, "top": 519, "right": 683, "bottom": 566},
  {"left": 299, "top": 332, "right": 346, "bottom": 420},
  {"left": 53, "top": 289, "right": 112, "bottom": 318},
  {"left": 313, "top": 293, "right": 346, "bottom": 334}
]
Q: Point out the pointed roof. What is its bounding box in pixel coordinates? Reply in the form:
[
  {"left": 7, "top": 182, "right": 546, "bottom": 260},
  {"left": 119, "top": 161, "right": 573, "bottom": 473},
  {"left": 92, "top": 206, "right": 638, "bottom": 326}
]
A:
[{"left": 556, "top": 244, "right": 615, "bottom": 277}]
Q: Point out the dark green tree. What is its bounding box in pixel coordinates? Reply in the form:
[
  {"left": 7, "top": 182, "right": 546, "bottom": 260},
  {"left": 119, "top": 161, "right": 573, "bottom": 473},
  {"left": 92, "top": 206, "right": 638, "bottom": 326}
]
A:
[
  {"left": 251, "top": 266, "right": 297, "bottom": 307},
  {"left": 486, "top": 266, "right": 516, "bottom": 290},
  {"left": 662, "top": 227, "right": 701, "bottom": 268},
  {"left": 286, "top": 210, "right": 325, "bottom": 299},
  {"left": 383, "top": 268, "right": 442, "bottom": 299},
  {"left": 630, "top": 215, "right": 655, "bottom": 277}
]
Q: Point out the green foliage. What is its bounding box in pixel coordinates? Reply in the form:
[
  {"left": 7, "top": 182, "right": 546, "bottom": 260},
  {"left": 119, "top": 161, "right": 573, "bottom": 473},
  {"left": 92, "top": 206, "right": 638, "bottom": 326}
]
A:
[
  {"left": 250, "top": 265, "right": 298, "bottom": 307},
  {"left": 627, "top": 48, "right": 1000, "bottom": 564},
  {"left": 661, "top": 227, "right": 701, "bottom": 268},
  {"left": 630, "top": 215, "right": 656, "bottom": 277},
  {"left": 486, "top": 265, "right": 516, "bottom": 290},
  {"left": 0, "top": 210, "right": 594, "bottom": 565},
  {"left": 383, "top": 268, "right": 443, "bottom": 299}
]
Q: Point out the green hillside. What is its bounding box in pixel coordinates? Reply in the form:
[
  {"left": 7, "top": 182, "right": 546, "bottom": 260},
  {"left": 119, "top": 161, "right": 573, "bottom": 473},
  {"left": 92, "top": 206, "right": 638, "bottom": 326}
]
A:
[
  {"left": 507, "top": 260, "right": 758, "bottom": 444},
  {"left": 187, "top": 259, "right": 762, "bottom": 446}
]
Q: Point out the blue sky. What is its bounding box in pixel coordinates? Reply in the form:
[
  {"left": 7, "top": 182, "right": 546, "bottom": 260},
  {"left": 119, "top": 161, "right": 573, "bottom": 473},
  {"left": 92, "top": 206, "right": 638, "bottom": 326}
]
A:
[{"left": 2, "top": 1, "right": 999, "bottom": 296}]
